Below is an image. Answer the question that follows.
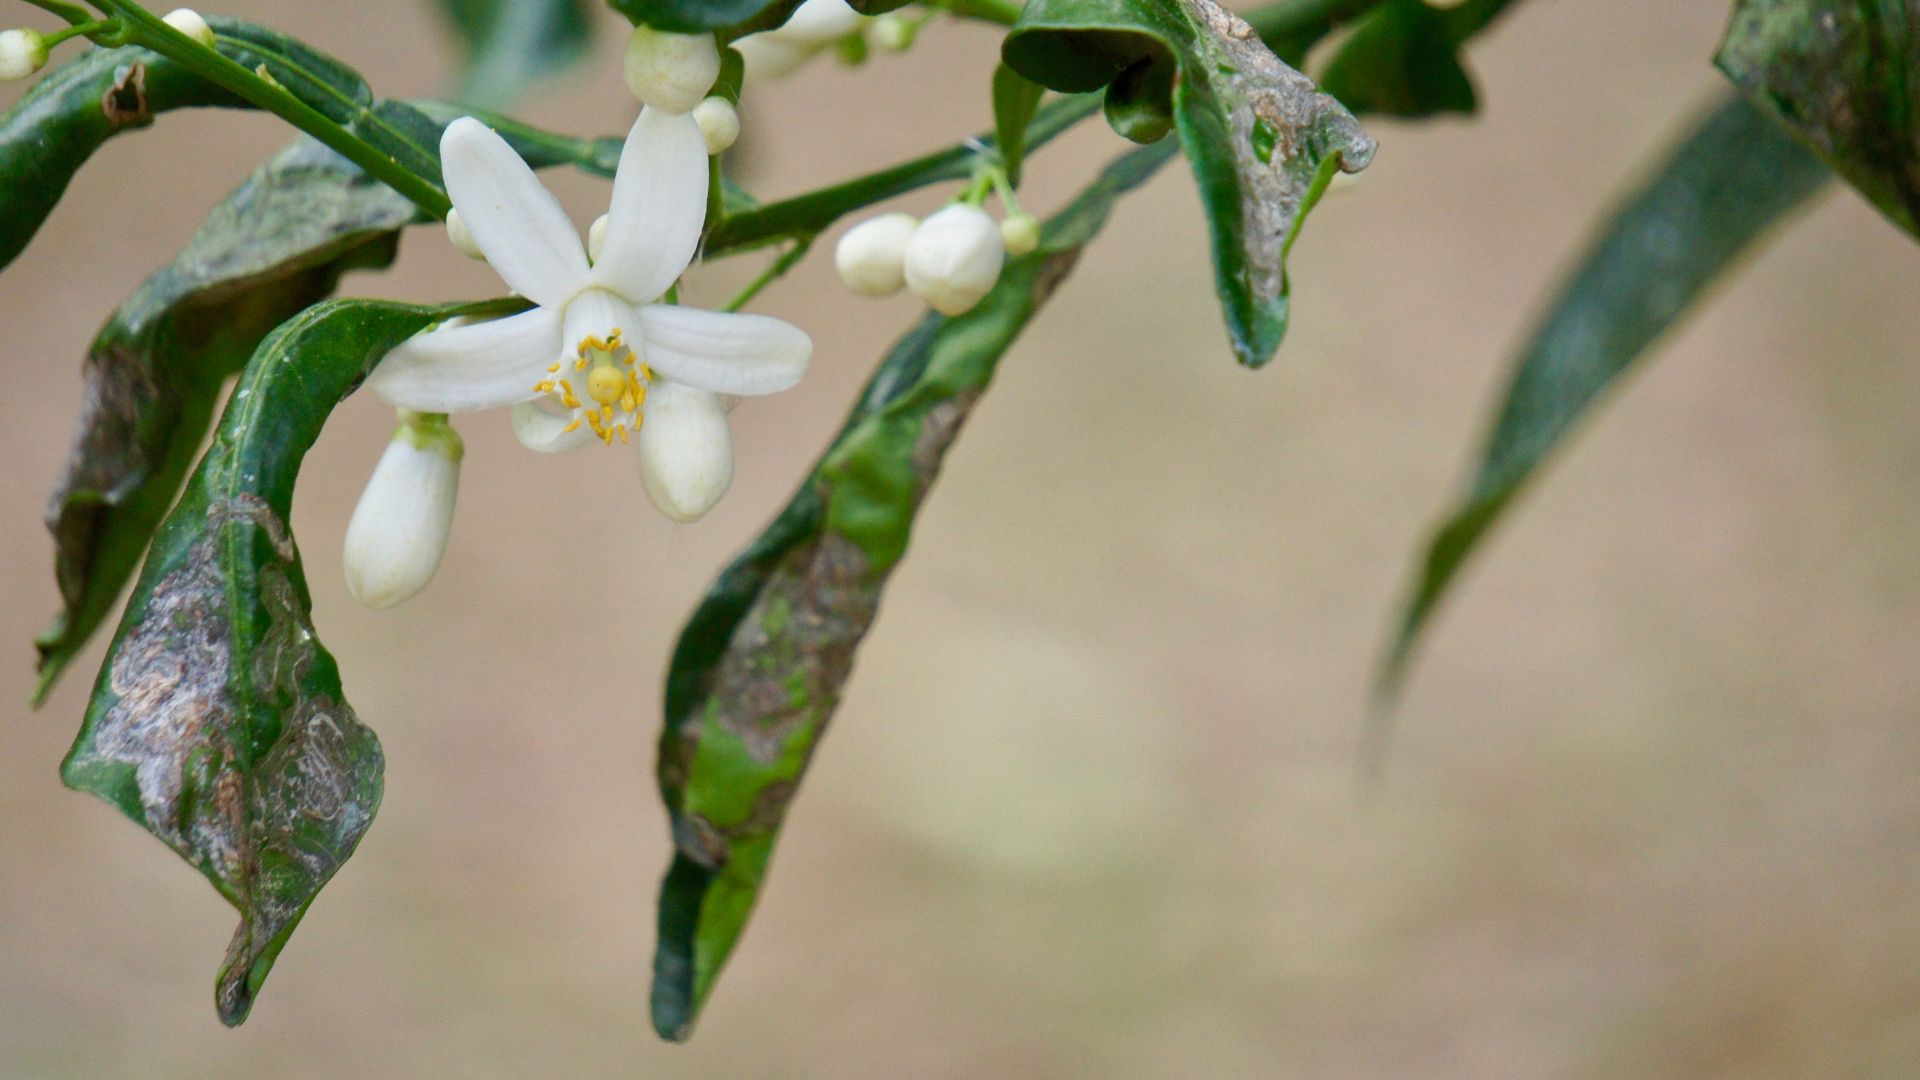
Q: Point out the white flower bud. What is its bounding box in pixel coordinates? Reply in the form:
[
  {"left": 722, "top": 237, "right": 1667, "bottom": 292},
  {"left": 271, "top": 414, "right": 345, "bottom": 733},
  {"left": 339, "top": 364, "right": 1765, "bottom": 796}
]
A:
[
  {"left": 834, "top": 212, "right": 917, "bottom": 297},
  {"left": 588, "top": 212, "right": 610, "bottom": 263},
  {"left": 445, "top": 208, "right": 486, "bottom": 261},
  {"left": 783, "top": 0, "right": 864, "bottom": 43},
  {"left": 867, "top": 13, "right": 913, "bottom": 52},
  {"left": 0, "top": 29, "right": 47, "bottom": 82},
  {"left": 999, "top": 212, "right": 1040, "bottom": 256},
  {"left": 638, "top": 381, "right": 732, "bottom": 523},
  {"left": 162, "top": 8, "right": 215, "bottom": 48},
  {"left": 343, "top": 415, "right": 462, "bottom": 609},
  {"left": 692, "top": 97, "right": 739, "bottom": 155},
  {"left": 623, "top": 27, "right": 720, "bottom": 114},
  {"left": 904, "top": 204, "right": 1005, "bottom": 316}
]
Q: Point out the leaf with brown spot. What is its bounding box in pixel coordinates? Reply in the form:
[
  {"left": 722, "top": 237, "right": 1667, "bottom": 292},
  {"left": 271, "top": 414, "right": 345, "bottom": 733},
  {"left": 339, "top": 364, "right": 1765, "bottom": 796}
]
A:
[
  {"left": 650, "top": 140, "right": 1175, "bottom": 1041},
  {"left": 63, "top": 297, "right": 498, "bottom": 1025}
]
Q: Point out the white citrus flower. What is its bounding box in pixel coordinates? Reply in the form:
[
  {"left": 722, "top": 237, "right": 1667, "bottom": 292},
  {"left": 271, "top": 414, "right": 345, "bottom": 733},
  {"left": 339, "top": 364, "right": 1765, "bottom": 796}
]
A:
[
  {"left": 835, "top": 212, "right": 917, "bottom": 296},
  {"left": 366, "top": 109, "right": 812, "bottom": 523},
  {"left": 0, "top": 29, "right": 47, "bottom": 82},
  {"left": 344, "top": 413, "right": 462, "bottom": 609},
  {"left": 733, "top": 0, "right": 865, "bottom": 80},
  {"left": 904, "top": 204, "right": 1005, "bottom": 316}
]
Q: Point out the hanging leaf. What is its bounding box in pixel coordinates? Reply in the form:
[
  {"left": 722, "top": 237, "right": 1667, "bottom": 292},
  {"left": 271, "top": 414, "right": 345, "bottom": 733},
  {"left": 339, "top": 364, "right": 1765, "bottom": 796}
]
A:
[
  {"left": 1317, "top": 0, "right": 1477, "bottom": 118},
  {"left": 651, "top": 139, "right": 1179, "bottom": 1041},
  {"left": 992, "top": 63, "right": 1046, "bottom": 184},
  {"left": 1716, "top": 0, "right": 1920, "bottom": 240},
  {"left": 62, "top": 297, "right": 492, "bottom": 1026},
  {"left": 1371, "top": 94, "right": 1831, "bottom": 731},
  {"left": 0, "top": 44, "right": 240, "bottom": 273},
  {"left": 35, "top": 140, "right": 414, "bottom": 703},
  {"left": 1002, "top": 0, "right": 1375, "bottom": 367},
  {"left": 438, "top": 0, "right": 595, "bottom": 106},
  {"left": 612, "top": 0, "right": 907, "bottom": 35}
]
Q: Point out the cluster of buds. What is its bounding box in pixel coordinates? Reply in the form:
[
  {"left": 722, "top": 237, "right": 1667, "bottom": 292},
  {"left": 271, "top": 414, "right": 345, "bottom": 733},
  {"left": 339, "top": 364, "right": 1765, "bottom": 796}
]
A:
[
  {"left": 1, "top": 8, "right": 211, "bottom": 83},
  {"left": 835, "top": 200, "right": 1040, "bottom": 317},
  {"left": 732, "top": 0, "right": 922, "bottom": 81}
]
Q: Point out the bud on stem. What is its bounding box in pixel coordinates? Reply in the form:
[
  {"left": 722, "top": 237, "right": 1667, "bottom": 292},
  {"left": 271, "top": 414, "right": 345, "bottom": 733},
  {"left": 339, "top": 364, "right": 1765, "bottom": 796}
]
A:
[{"left": 343, "top": 412, "right": 462, "bottom": 609}]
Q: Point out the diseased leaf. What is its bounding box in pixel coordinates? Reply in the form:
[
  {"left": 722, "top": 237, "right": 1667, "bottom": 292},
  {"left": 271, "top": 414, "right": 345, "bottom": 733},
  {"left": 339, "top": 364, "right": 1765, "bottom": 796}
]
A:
[
  {"left": 1716, "top": 0, "right": 1920, "bottom": 239},
  {"left": 62, "top": 298, "right": 488, "bottom": 1026},
  {"left": 1003, "top": 0, "right": 1375, "bottom": 367},
  {"left": 1371, "top": 95, "right": 1830, "bottom": 732},
  {"left": 36, "top": 140, "right": 414, "bottom": 703},
  {"left": 0, "top": 44, "right": 241, "bottom": 273},
  {"left": 1318, "top": 0, "right": 1477, "bottom": 118},
  {"left": 992, "top": 63, "right": 1046, "bottom": 184},
  {"left": 651, "top": 140, "right": 1179, "bottom": 1041},
  {"left": 439, "top": 0, "right": 595, "bottom": 106}
]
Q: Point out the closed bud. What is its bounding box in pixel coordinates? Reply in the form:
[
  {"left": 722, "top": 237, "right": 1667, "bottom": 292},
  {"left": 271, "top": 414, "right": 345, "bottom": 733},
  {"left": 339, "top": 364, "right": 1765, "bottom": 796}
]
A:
[
  {"left": 623, "top": 27, "right": 720, "bottom": 114},
  {"left": 0, "top": 29, "right": 47, "bottom": 82},
  {"left": 343, "top": 414, "right": 462, "bottom": 609},
  {"left": 834, "top": 212, "right": 917, "bottom": 297},
  {"left": 999, "top": 212, "right": 1040, "bottom": 256},
  {"left": 867, "top": 12, "right": 914, "bottom": 52},
  {"left": 903, "top": 204, "right": 1004, "bottom": 316},
  {"left": 445, "top": 208, "right": 486, "bottom": 261},
  {"left": 162, "top": 8, "right": 215, "bottom": 48},
  {"left": 692, "top": 96, "right": 739, "bottom": 155},
  {"left": 638, "top": 381, "right": 733, "bottom": 523}
]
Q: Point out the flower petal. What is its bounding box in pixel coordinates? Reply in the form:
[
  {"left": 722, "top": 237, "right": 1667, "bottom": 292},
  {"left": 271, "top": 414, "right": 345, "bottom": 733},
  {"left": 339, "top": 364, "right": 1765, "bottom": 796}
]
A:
[
  {"left": 637, "top": 380, "right": 732, "bottom": 522},
  {"left": 510, "top": 400, "right": 597, "bottom": 453},
  {"left": 442, "top": 117, "right": 590, "bottom": 306},
  {"left": 365, "top": 306, "right": 564, "bottom": 413},
  {"left": 591, "top": 108, "right": 708, "bottom": 304},
  {"left": 636, "top": 304, "right": 811, "bottom": 396}
]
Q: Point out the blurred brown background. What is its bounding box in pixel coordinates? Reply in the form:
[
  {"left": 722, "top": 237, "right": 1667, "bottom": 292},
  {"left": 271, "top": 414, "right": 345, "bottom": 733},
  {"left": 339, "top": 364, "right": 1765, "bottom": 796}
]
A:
[{"left": 5, "top": 0, "right": 1920, "bottom": 1075}]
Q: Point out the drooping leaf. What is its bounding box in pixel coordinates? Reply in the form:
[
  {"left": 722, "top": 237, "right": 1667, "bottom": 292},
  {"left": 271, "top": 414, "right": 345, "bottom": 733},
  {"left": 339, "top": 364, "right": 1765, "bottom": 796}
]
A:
[
  {"left": 62, "top": 297, "right": 493, "bottom": 1026},
  {"left": 611, "top": 0, "right": 906, "bottom": 34},
  {"left": 1003, "top": 0, "right": 1375, "bottom": 367},
  {"left": 36, "top": 140, "right": 414, "bottom": 703},
  {"left": 992, "top": 63, "right": 1046, "bottom": 184},
  {"left": 1371, "top": 94, "right": 1831, "bottom": 731},
  {"left": 1716, "top": 0, "right": 1920, "bottom": 239},
  {"left": 1318, "top": 0, "right": 1477, "bottom": 117},
  {"left": 0, "top": 44, "right": 240, "bottom": 273},
  {"left": 438, "top": 0, "right": 594, "bottom": 106},
  {"left": 651, "top": 139, "right": 1179, "bottom": 1041}
]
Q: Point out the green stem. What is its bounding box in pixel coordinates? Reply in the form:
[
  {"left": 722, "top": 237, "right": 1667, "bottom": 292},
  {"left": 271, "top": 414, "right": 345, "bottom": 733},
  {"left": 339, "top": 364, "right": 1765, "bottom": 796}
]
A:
[
  {"left": 43, "top": 18, "right": 115, "bottom": 46},
  {"left": 21, "top": 0, "right": 95, "bottom": 26},
  {"left": 85, "top": 0, "right": 451, "bottom": 217},
  {"left": 723, "top": 237, "right": 815, "bottom": 312}
]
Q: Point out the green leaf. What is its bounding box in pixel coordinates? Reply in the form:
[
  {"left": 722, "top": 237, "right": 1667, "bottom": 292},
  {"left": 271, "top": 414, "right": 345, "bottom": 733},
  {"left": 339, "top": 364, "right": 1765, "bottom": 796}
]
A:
[
  {"left": 1317, "top": 0, "right": 1477, "bottom": 118},
  {"left": 61, "top": 297, "right": 485, "bottom": 1026},
  {"left": 611, "top": 0, "right": 908, "bottom": 33},
  {"left": 651, "top": 139, "right": 1179, "bottom": 1041},
  {"left": 35, "top": 140, "right": 414, "bottom": 704},
  {"left": 0, "top": 44, "right": 242, "bottom": 273},
  {"left": 1003, "top": 0, "right": 1375, "bottom": 367},
  {"left": 992, "top": 63, "right": 1046, "bottom": 184},
  {"left": 1715, "top": 0, "right": 1920, "bottom": 239},
  {"left": 439, "top": 0, "right": 594, "bottom": 106},
  {"left": 1372, "top": 94, "right": 1831, "bottom": 732}
]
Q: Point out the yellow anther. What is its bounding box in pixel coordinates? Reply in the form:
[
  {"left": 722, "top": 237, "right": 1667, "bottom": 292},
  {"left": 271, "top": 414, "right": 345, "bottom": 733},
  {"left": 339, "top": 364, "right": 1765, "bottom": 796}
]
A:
[
  {"left": 561, "top": 419, "right": 582, "bottom": 433},
  {"left": 617, "top": 426, "right": 630, "bottom": 445},
  {"left": 547, "top": 362, "right": 561, "bottom": 373},
  {"left": 534, "top": 380, "right": 555, "bottom": 393},
  {"left": 620, "top": 392, "right": 637, "bottom": 413},
  {"left": 575, "top": 357, "right": 589, "bottom": 371}
]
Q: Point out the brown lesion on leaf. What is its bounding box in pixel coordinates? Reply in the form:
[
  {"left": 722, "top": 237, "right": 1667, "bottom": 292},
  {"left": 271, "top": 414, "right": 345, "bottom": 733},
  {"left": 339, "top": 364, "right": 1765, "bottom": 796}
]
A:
[
  {"left": 1180, "top": 0, "right": 1375, "bottom": 301},
  {"left": 102, "top": 63, "right": 152, "bottom": 129}
]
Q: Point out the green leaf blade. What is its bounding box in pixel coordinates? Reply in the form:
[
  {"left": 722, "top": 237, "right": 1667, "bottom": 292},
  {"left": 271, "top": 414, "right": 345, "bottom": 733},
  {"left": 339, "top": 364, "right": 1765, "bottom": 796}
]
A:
[
  {"left": 1716, "top": 0, "right": 1920, "bottom": 239},
  {"left": 992, "top": 63, "right": 1046, "bottom": 184},
  {"left": 62, "top": 298, "right": 469, "bottom": 1026},
  {"left": 1317, "top": 0, "right": 1478, "bottom": 118},
  {"left": 650, "top": 139, "right": 1178, "bottom": 1041},
  {"left": 440, "top": 0, "right": 594, "bottom": 106},
  {"left": 1373, "top": 94, "right": 1831, "bottom": 722},
  {"left": 36, "top": 139, "right": 414, "bottom": 704}
]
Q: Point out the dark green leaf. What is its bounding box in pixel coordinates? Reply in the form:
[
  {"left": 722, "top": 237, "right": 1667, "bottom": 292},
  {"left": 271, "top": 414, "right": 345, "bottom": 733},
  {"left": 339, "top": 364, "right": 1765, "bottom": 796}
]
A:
[
  {"left": 992, "top": 63, "right": 1046, "bottom": 183},
  {"left": 439, "top": 0, "right": 594, "bottom": 106},
  {"left": 1716, "top": 0, "right": 1920, "bottom": 239},
  {"left": 1003, "top": 0, "right": 1375, "bottom": 367},
  {"left": 651, "top": 139, "right": 1179, "bottom": 1041},
  {"left": 611, "top": 0, "right": 799, "bottom": 37},
  {"left": 1102, "top": 54, "right": 1175, "bottom": 143},
  {"left": 1372, "top": 94, "right": 1831, "bottom": 733},
  {"left": 35, "top": 140, "right": 413, "bottom": 703},
  {"left": 62, "top": 297, "right": 481, "bottom": 1026},
  {"left": 1318, "top": 0, "right": 1477, "bottom": 118},
  {"left": 0, "top": 45, "right": 241, "bottom": 273}
]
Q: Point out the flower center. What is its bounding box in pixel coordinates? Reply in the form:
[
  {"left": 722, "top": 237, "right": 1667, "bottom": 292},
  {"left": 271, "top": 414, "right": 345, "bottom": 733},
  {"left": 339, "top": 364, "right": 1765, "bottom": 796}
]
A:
[{"left": 532, "top": 327, "right": 655, "bottom": 445}]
